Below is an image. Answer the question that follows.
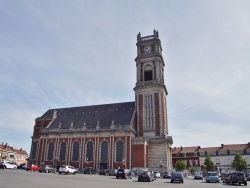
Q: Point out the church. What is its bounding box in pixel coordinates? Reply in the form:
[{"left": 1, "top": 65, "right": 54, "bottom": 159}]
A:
[{"left": 29, "top": 30, "right": 173, "bottom": 172}]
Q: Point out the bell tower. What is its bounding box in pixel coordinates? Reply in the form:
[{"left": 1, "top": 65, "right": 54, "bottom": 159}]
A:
[
  {"left": 134, "top": 30, "right": 168, "bottom": 138},
  {"left": 133, "top": 30, "right": 173, "bottom": 171}
]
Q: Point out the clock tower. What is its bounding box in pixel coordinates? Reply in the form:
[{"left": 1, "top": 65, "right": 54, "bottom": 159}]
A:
[{"left": 133, "top": 30, "right": 173, "bottom": 171}]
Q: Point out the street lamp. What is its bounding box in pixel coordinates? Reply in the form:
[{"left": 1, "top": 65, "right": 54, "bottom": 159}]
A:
[{"left": 159, "top": 161, "right": 163, "bottom": 176}]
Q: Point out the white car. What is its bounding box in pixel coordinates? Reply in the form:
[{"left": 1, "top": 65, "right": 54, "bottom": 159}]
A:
[
  {"left": 154, "top": 171, "right": 161, "bottom": 178},
  {"left": 58, "top": 165, "right": 77, "bottom": 175},
  {"left": 3, "top": 161, "right": 17, "bottom": 169}
]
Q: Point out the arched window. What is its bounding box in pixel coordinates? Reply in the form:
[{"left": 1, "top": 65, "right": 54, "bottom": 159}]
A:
[
  {"left": 72, "top": 141, "right": 80, "bottom": 161},
  {"left": 59, "top": 142, "right": 66, "bottom": 161},
  {"left": 47, "top": 142, "right": 54, "bottom": 161},
  {"left": 116, "top": 140, "right": 124, "bottom": 162},
  {"left": 86, "top": 141, "right": 94, "bottom": 161},
  {"left": 100, "top": 141, "right": 108, "bottom": 162},
  {"left": 144, "top": 65, "right": 153, "bottom": 81},
  {"left": 30, "top": 142, "right": 37, "bottom": 160}
]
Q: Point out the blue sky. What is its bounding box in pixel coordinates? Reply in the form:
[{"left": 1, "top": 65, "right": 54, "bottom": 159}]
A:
[{"left": 1, "top": 0, "right": 250, "bottom": 155}]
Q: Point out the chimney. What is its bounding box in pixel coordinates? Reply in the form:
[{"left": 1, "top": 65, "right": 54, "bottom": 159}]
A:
[
  {"left": 4, "top": 143, "right": 7, "bottom": 148},
  {"left": 221, "top": 144, "right": 224, "bottom": 148},
  {"left": 20, "top": 148, "right": 22, "bottom": 151},
  {"left": 181, "top": 146, "right": 183, "bottom": 151}
]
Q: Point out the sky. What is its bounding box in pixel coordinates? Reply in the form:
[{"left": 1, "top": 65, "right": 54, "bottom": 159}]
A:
[{"left": 0, "top": 0, "right": 250, "bottom": 155}]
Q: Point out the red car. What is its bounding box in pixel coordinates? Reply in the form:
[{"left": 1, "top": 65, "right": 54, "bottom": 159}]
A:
[{"left": 26, "top": 164, "right": 40, "bottom": 171}]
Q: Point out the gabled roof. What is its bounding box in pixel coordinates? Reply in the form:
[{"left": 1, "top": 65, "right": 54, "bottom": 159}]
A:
[
  {"left": 40, "top": 101, "right": 136, "bottom": 130},
  {"left": 172, "top": 146, "right": 200, "bottom": 153}
]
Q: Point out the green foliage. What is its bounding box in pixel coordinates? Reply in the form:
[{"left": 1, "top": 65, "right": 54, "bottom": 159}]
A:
[
  {"left": 204, "top": 155, "right": 215, "bottom": 171},
  {"left": 231, "top": 152, "right": 248, "bottom": 171},
  {"left": 174, "top": 160, "right": 186, "bottom": 171}
]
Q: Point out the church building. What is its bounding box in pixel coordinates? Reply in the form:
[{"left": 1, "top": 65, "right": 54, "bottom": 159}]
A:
[{"left": 30, "top": 30, "right": 173, "bottom": 172}]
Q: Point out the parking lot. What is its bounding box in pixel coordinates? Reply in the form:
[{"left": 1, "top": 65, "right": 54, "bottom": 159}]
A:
[{"left": 0, "top": 169, "right": 248, "bottom": 188}]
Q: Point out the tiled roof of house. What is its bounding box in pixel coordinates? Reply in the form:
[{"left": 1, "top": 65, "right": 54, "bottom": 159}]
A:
[
  {"left": 40, "top": 101, "right": 136, "bottom": 130},
  {"left": 172, "top": 143, "right": 250, "bottom": 154},
  {"left": 172, "top": 146, "right": 200, "bottom": 153}
]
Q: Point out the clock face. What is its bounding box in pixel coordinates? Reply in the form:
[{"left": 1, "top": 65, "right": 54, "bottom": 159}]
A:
[{"left": 143, "top": 45, "right": 151, "bottom": 53}]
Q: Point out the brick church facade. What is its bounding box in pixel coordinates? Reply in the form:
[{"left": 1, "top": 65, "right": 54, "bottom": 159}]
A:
[{"left": 30, "top": 30, "right": 173, "bottom": 171}]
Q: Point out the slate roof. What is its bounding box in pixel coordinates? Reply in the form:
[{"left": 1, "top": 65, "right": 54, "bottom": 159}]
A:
[{"left": 40, "top": 101, "right": 136, "bottom": 130}]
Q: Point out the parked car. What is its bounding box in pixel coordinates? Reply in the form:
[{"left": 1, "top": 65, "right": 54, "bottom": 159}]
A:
[
  {"left": 26, "top": 164, "right": 40, "bottom": 171},
  {"left": 0, "top": 162, "right": 7, "bottom": 169},
  {"left": 58, "top": 165, "right": 77, "bottom": 175},
  {"left": 246, "top": 173, "right": 250, "bottom": 181},
  {"left": 171, "top": 172, "right": 184, "bottom": 183},
  {"left": 162, "top": 171, "right": 171, "bottom": 179},
  {"left": 153, "top": 171, "right": 161, "bottom": 178},
  {"left": 194, "top": 171, "right": 203, "bottom": 180},
  {"left": 3, "top": 161, "right": 17, "bottom": 169},
  {"left": 222, "top": 173, "right": 230, "bottom": 183},
  {"left": 99, "top": 168, "right": 107, "bottom": 175},
  {"left": 107, "top": 169, "right": 117, "bottom": 176},
  {"left": 17, "top": 163, "right": 27, "bottom": 169},
  {"left": 205, "top": 171, "right": 220, "bottom": 183},
  {"left": 227, "top": 171, "right": 247, "bottom": 186},
  {"left": 83, "top": 167, "right": 96, "bottom": 174},
  {"left": 138, "top": 171, "right": 155, "bottom": 182},
  {"left": 39, "top": 165, "right": 56, "bottom": 173},
  {"left": 116, "top": 168, "right": 132, "bottom": 179}
]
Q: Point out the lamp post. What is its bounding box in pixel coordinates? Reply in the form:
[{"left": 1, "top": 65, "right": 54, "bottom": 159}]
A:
[{"left": 159, "top": 161, "right": 163, "bottom": 177}]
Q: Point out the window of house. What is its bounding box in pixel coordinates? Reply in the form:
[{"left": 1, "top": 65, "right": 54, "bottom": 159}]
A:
[
  {"left": 47, "top": 142, "right": 54, "bottom": 161},
  {"left": 116, "top": 140, "right": 124, "bottom": 162},
  {"left": 72, "top": 141, "right": 79, "bottom": 161},
  {"left": 86, "top": 141, "right": 94, "bottom": 161},
  {"left": 59, "top": 142, "right": 66, "bottom": 161},
  {"left": 227, "top": 150, "right": 230, "bottom": 155},
  {"left": 244, "top": 158, "right": 249, "bottom": 164},
  {"left": 100, "top": 141, "right": 108, "bottom": 162},
  {"left": 144, "top": 65, "right": 153, "bottom": 81}
]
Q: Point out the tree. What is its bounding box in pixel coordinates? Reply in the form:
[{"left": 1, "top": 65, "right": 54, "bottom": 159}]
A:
[
  {"left": 231, "top": 152, "right": 248, "bottom": 171},
  {"left": 174, "top": 160, "right": 186, "bottom": 171},
  {"left": 204, "top": 155, "right": 215, "bottom": 171}
]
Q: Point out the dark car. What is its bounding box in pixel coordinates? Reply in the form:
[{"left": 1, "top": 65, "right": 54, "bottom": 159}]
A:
[
  {"left": 162, "top": 171, "right": 171, "bottom": 179},
  {"left": 17, "top": 163, "right": 27, "bottom": 169},
  {"left": 171, "top": 172, "right": 184, "bottom": 183},
  {"left": 138, "top": 171, "right": 154, "bottom": 182},
  {"left": 99, "top": 169, "right": 107, "bottom": 175},
  {"left": 84, "top": 167, "right": 96, "bottom": 174},
  {"left": 0, "top": 162, "right": 7, "bottom": 170},
  {"left": 222, "top": 173, "right": 230, "bottom": 183},
  {"left": 227, "top": 171, "right": 247, "bottom": 186},
  {"left": 246, "top": 173, "right": 250, "bottom": 181},
  {"left": 116, "top": 168, "right": 132, "bottom": 179},
  {"left": 39, "top": 165, "right": 56, "bottom": 173}
]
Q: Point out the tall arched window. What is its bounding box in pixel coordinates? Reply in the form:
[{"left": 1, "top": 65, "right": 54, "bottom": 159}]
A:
[
  {"left": 47, "top": 142, "right": 54, "bottom": 161},
  {"left": 72, "top": 141, "right": 80, "bottom": 161},
  {"left": 100, "top": 141, "right": 108, "bottom": 162},
  {"left": 144, "top": 65, "right": 153, "bottom": 81},
  {"left": 59, "top": 142, "right": 66, "bottom": 161},
  {"left": 116, "top": 140, "right": 124, "bottom": 162},
  {"left": 30, "top": 142, "right": 37, "bottom": 160},
  {"left": 86, "top": 141, "right": 94, "bottom": 161}
]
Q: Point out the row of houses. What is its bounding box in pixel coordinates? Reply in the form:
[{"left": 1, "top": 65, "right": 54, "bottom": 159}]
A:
[
  {"left": 172, "top": 142, "right": 250, "bottom": 173},
  {"left": 0, "top": 142, "right": 28, "bottom": 165}
]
